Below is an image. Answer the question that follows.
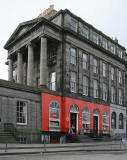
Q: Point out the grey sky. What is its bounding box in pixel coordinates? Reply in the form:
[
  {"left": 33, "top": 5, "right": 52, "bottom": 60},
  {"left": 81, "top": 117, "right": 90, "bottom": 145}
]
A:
[{"left": 0, "top": 0, "right": 127, "bottom": 80}]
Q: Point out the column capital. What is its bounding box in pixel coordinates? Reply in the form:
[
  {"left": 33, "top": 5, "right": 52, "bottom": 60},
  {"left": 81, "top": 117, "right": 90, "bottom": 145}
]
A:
[
  {"left": 16, "top": 49, "right": 21, "bottom": 54},
  {"left": 38, "top": 34, "right": 47, "bottom": 40}
]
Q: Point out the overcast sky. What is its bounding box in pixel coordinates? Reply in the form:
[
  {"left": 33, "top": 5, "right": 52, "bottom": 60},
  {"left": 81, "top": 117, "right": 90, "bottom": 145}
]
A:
[{"left": 0, "top": 0, "right": 127, "bottom": 80}]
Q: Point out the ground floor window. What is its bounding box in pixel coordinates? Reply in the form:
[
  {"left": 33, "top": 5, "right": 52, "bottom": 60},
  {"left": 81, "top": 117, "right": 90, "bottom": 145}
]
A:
[
  {"left": 82, "top": 107, "right": 90, "bottom": 133},
  {"left": 111, "top": 112, "right": 116, "bottom": 129},
  {"left": 119, "top": 113, "right": 124, "bottom": 129},
  {"left": 102, "top": 111, "right": 109, "bottom": 133},
  {"left": 16, "top": 101, "right": 27, "bottom": 125},
  {"left": 49, "top": 101, "right": 60, "bottom": 131}
]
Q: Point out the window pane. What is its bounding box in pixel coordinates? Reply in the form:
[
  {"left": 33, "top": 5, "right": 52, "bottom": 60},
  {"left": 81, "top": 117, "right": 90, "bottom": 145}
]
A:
[
  {"left": 83, "top": 53, "right": 87, "bottom": 69},
  {"left": 70, "top": 48, "right": 76, "bottom": 65}
]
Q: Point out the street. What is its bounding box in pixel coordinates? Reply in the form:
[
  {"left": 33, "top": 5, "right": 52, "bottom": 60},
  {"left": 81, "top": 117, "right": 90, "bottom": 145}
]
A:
[{"left": 0, "top": 151, "right": 127, "bottom": 160}]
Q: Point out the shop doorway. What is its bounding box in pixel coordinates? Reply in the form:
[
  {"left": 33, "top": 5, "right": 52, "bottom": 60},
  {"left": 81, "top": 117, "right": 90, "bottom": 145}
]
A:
[
  {"left": 93, "top": 116, "right": 98, "bottom": 134},
  {"left": 70, "top": 104, "right": 79, "bottom": 134}
]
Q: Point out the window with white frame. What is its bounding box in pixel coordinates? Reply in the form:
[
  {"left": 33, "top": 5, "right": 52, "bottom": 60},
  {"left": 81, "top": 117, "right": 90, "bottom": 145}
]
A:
[
  {"left": 102, "top": 63, "right": 106, "bottom": 77},
  {"left": 70, "top": 72, "right": 76, "bottom": 93},
  {"left": 102, "top": 39, "right": 107, "bottom": 49},
  {"left": 111, "top": 67, "right": 115, "bottom": 80},
  {"left": 102, "top": 83, "right": 107, "bottom": 101},
  {"left": 70, "top": 48, "right": 76, "bottom": 65},
  {"left": 70, "top": 20, "right": 78, "bottom": 32},
  {"left": 49, "top": 72, "right": 56, "bottom": 91},
  {"left": 118, "top": 89, "right": 122, "bottom": 105},
  {"left": 82, "top": 53, "right": 88, "bottom": 69},
  {"left": 111, "top": 112, "right": 116, "bottom": 129},
  {"left": 119, "top": 113, "right": 124, "bottom": 129},
  {"left": 103, "top": 111, "right": 109, "bottom": 133},
  {"left": 118, "top": 70, "right": 122, "bottom": 84},
  {"left": 110, "top": 45, "right": 115, "bottom": 54},
  {"left": 93, "top": 79, "right": 98, "bottom": 98},
  {"left": 82, "top": 107, "right": 90, "bottom": 133},
  {"left": 93, "top": 34, "right": 99, "bottom": 44},
  {"left": 83, "top": 76, "right": 88, "bottom": 96},
  {"left": 16, "top": 101, "right": 27, "bottom": 124},
  {"left": 82, "top": 28, "right": 89, "bottom": 38},
  {"left": 111, "top": 86, "right": 115, "bottom": 103},
  {"left": 118, "top": 50, "right": 123, "bottom": 59},
  {"left": 93, "top": 58, "right": 98, "bottom": 73}
]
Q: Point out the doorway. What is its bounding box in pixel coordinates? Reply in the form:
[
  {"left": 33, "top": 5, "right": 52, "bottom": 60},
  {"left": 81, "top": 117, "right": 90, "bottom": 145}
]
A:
[
  {"left": 70, "top": 113, "right": 77, "bottom": 134},
  {"left": 93, "top": 116, "right": 98, "bottom": 135}
]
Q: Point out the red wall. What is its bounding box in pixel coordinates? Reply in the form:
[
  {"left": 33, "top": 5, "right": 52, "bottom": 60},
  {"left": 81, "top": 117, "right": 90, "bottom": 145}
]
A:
[{"left": 42, "top": 93, "right": 110, "bottom": 133}]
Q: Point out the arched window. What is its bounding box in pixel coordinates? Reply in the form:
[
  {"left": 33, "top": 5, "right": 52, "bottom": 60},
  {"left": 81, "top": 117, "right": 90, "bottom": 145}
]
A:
[
  {"left": 70, "top": 104, "right": 79, "bottom": 113},
  {"left": 119, "top": 113, "right": 124, "bottom": 129},
  {"left": 82, "top": 107, "right": 90, "bottom": 132},
  {"left": 111, "top": 112, "right": 116, "bottom": 129},
  {"left": 102, "top": 111, "right": 109, "bottom": 133},
  {"left": 49, "top": 101, "right": 60, "bottom": 131}
]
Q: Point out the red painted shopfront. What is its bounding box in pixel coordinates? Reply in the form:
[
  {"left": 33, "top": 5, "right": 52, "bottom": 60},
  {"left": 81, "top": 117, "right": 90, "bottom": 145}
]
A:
[{"left": 42, "top": 93, "right": 110, "bottom": 134}]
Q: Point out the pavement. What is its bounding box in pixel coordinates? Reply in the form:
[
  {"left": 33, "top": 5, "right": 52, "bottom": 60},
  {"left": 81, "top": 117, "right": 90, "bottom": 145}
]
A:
[{"left": 0, "top": 141, "right": 127, "bottom": 155}]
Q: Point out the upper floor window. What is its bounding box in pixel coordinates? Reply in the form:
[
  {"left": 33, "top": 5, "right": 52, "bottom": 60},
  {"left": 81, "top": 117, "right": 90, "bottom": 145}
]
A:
[
  {"left": 93, "top": 34, "right": 99, "bottom": 44},
  {"left": 102, "top": 63, "right": 106, "bottom": 77},
  {"left": 70, "top": 20, "right": 78, "bottom": 32},
  {"left": 111, "top": 86, "right": 115, "bottom": 103},
  {"left": 49, "top": 72, "right": 56, "bottom": 91},
  {"left": 82, "top": 28, "right": 89, "bottom": 38},
  {"left": 110, "top": 45, "right": 115, "bottom": 54},
  {"left": 118, "top": 89, "right": 122, "bottom": 105},
  {"left": 83, "top": 76, "right": 88, "bottom": 96},
  {"left": 93, "top": 79, "right": 98, "bottom": 98},
  {"left": 118, "top": 70, "right": 122, "bottom": 84},
  {"left": 111, "top": 67, "right": 115, "bottom": 80},
  {"left": 70, "top": 48, "right": 76, "bottom": 65},
  {"left": 16, "top": 101, "right": 27, "bottom": 125},
  {"left": 118, "top": 50, "right": 123, "bottom": 59},
  {"left": 102, "top": 39, "right": 107, "bottom": 49},
  {"left": 70, "top": 72, "right": 76, "bottom": 93},
  {"left": 93, "top": 58, "right": 98, "bottom": 73},
  {"left": 82, "top": 53, "right": 88, "bottom": 69},
  {"left": 102, "top": 83, "right": 107, "bottom": 101}
]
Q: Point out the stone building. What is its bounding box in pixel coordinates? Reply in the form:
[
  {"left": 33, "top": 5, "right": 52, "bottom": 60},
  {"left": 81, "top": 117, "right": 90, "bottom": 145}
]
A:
[{"left": 1, "top": 5, "right": 127, "bottom": 143}]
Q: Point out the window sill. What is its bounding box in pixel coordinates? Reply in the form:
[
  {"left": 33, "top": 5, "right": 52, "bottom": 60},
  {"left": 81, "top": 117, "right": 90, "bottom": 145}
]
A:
[{"left": 16, "top": 123, "right": 27, "bottom": 126}]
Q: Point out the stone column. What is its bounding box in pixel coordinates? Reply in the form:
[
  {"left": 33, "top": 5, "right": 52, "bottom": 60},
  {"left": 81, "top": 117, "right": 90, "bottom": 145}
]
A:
[
  {"left": 27, "top": 42, "right": 34, "bottom": 86},
  {"left": 17, "top": 50, "right": 23, "bottom": 83},
  {"left": 40, "top": 36, "right": 47, "bottom": 87},
  {"left": 8, "top": 57, "right": 13, "bottom": 82}
]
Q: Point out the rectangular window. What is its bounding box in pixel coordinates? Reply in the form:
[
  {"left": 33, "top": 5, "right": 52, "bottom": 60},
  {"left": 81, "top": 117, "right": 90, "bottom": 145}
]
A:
[
  {"left": 110, "top": 45, "right": 115, "bottom": 54},
  {"left": 102, "top": 63, "right": 106, "bottom": 77},
  {"left": 70, "top": 20, "right": 77, "bottom": 32},
  {"left": 102, "top": 39, "right": 107, "bottom": 49},
  {"left": 93, "top": 80, "right": 98, "bottom": 98},
  {"left": 118, "top": 89, "right": 122, "bottom": 105},
  {"left": 111, "top": 67, "right": 115, "bottom": 80},
  {"left": 82, "top": 53, "right": 88, "bottom": 69},
  {"left": 16, "top": 101, "right": 27, "bottom": 125},
  {"left": 102, "top": 83, "right": 107, "bottom": 101},
  {"left": 93, "top": 58, "right": 98, "bottom": 73},
  {"left": 118, "top": 50, "right": 123, "bottom": 59},
  {"left": 83, "top": 76, "right": 88, "bottom": 96},
  {"left": 70, "top": 72, "right": 76, "bottom": 93},
  {"left": 111, "top": 86, "right": 115, "bottom": 103},
  {"left": 70, "top": 48, "right": 76, "bottom": 65},
  {"left": 49, "top": 72, "right": 56, "bottom": 91},
  {"left": 93, "top": 34, "right": 99, "bottom": 44},
  {"left": 118, "top": 70, "right": 122, "bottom": 84},
  {"left": 82, "top": 28, "right": 89, "bottom": 38}
]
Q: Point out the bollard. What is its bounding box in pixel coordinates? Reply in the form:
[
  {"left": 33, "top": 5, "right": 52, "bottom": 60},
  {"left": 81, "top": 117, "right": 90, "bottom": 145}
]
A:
[{"left": 5, "top": 136, "right": 8, "bottom": 152}]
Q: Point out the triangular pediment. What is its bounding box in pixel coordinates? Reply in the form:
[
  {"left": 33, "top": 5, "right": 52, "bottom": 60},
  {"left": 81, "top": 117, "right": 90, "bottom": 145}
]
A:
[{"left": 4, "top": 18, "right": 40, "bottom": 49}]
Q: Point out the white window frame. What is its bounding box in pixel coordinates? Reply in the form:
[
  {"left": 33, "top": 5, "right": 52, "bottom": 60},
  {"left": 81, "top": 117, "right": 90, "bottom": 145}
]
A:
[
  {"left": 93, "top": 34, "right": 99, "bottom": 44},
  {"left": 111, "top": 86, "right": 115, "bottom": 103},
  {"left": 93, "top": 80, "right": 98, "bottom": 98},
  {"left": 83, "top": 76, "right": 88, "bottom": 96},
  {"left": 82, "top": 28, "right": 89, "bottom": 38},
  {"left": 49, "top": 72, "right": 56, "bottom": 91},
  {"left": 70, "top": 72, "right": 76, "bottom": 93},
  {"left": 118, "top": 89, "right": 122, "bottom": 105},
  {"left": 16, "top": 101, "right": 27, "bottom": 125},
  {"left": 102, "top": 39, "right": 107, "bottom": 49},
  {"left": 93, "top": 58, "right": 98, "bottom": 73},
  {"left": 102, "top": 63, "right": 106, "bottom": 77},
  {"left": 70, "top": 48, "right": 76, "bottom": 65},
  {"left": 82, "top": 53, "right": 88, "bottom": 69},
  {"left": 111, "top": 67, "right": 115, "bottom": 81},
  {"left": 102, "top": 83, "right": 107, "bottom": 101},
  {"left": 118, "top": 70, "right": 122, "bottom": 84},
  {"left": 70, "top": 20, "right": 78, "bottom": 32},
  {"left": 110, "top": 45, "right": 115, "bottom": 54},
  {"left": 118, "top": 50, "right": 123, "bottom": 59}
]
